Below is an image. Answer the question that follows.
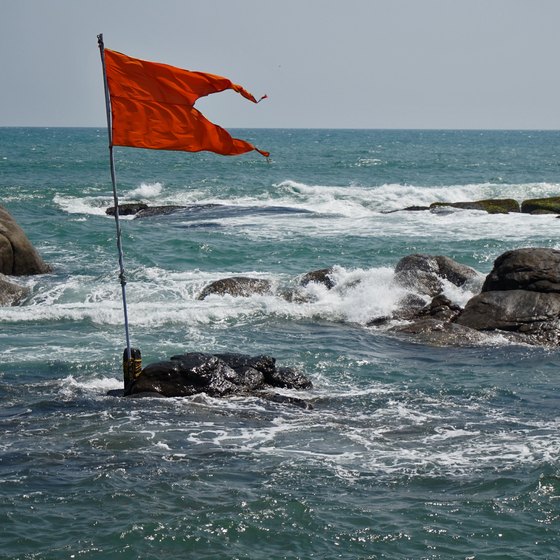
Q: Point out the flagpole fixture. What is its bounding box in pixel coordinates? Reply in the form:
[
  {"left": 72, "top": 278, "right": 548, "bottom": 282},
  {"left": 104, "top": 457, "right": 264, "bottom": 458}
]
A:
[{"left": 98, "top": 34, "right": 133, "bottom": 365}]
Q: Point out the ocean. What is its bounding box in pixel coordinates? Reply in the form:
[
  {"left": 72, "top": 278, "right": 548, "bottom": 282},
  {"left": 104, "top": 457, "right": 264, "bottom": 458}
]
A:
[{"left": 1, "top": 127, "right": 559, "bottom": 559}]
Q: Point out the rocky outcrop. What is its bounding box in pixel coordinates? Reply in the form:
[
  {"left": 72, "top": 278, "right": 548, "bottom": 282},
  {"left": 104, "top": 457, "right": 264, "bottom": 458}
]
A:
[
  {"left": 198, "top": 277, "right": 273, "bottom": 300},
  {"left": 521, "top": 197, "right": 560, "bottom": 215},
  {"left": 455, "top": 248, "right": 560, "bottom": 345},
  {"left": 388, "top": 248, "right": 560, "bottom": 346},
  {"left": 123, "top": 351, "right": 313, "bottom": 407},
  {"left": 0, "top": 206, "right": 51, "bottom": 276},
  {"left": 106, "top": 203, "right": 148, "bottom": 216},
  {"left": 430, "top": 198, "right": 520, "bottom": 214},
  {"left": 299, "top": 267, "right": 335, "bottom": 290},
  {"left": 480, "top": 248, "right": 560, "bottom": 293}
]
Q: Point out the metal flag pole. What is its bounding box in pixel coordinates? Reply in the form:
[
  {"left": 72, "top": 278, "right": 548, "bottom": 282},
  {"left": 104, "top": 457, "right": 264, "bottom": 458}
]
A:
[{"left": 97, "top": 34, "right": 132, "bottom": 364}]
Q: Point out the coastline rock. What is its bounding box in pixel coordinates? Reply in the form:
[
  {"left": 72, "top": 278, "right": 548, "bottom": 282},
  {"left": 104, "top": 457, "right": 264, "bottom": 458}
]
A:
[
  {"left": 429, "top": 198, "right": 520, "bottom": 214},
  {"left": 453, "top": 247, "right": 560, "bottom": 345},
  {"left": 125, "top": 352, "right": 313, "bottom": 405},
  {"left": 0, "top": 205, "right": 51, "bottom": 276},
  {"left": 299, "top": 267, "right": 336, "bottom": 290},
  {"left": 521, "top": 197, "right": 560, "bottom": 215},
  {"left": 106, "top": 203, "right": 148, "bottom": 216},
  {"left": 198, "top": 277, "right": 273, "bottom": 300}
]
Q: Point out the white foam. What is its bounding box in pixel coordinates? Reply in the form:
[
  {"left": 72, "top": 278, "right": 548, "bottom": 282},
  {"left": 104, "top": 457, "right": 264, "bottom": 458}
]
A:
[{"left": 125, "top": 182, "right": 163, "bottom": 199}]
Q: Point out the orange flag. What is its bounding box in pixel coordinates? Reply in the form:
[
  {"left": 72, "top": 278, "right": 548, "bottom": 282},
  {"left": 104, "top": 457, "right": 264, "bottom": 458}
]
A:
[{"left": 103, "top": 49, "right": 269, "bottom": 157}]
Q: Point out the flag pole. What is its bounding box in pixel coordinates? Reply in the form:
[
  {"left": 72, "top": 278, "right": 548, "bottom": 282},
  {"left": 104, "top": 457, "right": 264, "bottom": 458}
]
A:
[{"left": 97, "top": 34, "right": 132, "bottom": 362}]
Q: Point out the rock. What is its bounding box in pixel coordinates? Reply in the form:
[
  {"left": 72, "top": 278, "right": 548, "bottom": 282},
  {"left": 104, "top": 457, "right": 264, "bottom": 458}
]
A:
[
  {"left": 456, "top": 290, "right": 560, "bottom": 345},
  {"left": 0, "top": 273, "right": 29, "bottom": 306},
  {"left": 135, "top": 205, "right": 188, "bottom": 218},
  {"left": 393, "top": 254, "right": 480, "bottom": 298},
  {"left": 299, "top": 268, "right": 335, "bottom": 290},
  {"left": 106, "top": 203, "right": 149, "bottom": 216},
  {"left": 124, "top": 352, "right": 313, "bottom": 403},
  {"left": 197, "top": 277, "right": 273, "bottom": 300},
  {"left": 521, "top": 196, "right": 560, "bottom": 215},
  {"left": 481, "top": 248, "right": 560, "bottom": 293},
  {"left": 452, "top": 247, "right": 560, "bottom": 345},
  {"left": 391, "top": 318, "right": 492, "bottom": 347},
  {"left": 429, "top": 198, "right": 520, "bottom": 214},
  {"left": 393, "top": 254, "right": 442, "bottom": 297},
  {"left": 266, "top": 366, "right": 314, "bottom": 390},
  {"left": 0, "top": 205, "right": 51, "bottom": 276}
]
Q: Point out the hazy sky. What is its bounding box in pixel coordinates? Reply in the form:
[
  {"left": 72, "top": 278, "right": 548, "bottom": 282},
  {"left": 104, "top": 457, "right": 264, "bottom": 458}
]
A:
[{"left": 2, "top": 0, "right": 560, "bottom": 129}]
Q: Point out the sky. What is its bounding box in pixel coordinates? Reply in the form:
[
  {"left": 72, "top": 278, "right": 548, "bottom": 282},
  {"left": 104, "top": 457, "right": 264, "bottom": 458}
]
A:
[{"left": 2, "top": 0, "right": 560, "bottom": 129}]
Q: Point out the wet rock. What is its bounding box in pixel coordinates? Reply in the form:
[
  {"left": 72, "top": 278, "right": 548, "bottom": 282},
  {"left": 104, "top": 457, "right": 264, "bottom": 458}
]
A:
[
  {"left": 197, "top": 277, "right": 273, "bottom": 300},
  {"left": 393, "top": 254, "right": 480, "bottom": 298},
  {"left": 124, "top": 352, "right": 313, "bottom": 404},
  {"left": 452, "top": 247, "right": 560, "bottom": 346},
  {"left": 521, "top": 196, "right": 560, "bottom": 215},
  {"left": 0, "top": 205, "right": 51, "bottom": 276},
  {"left": 383, "top": 205, "right": 430, "bottom": 213},
  {"left": 299, "top": 268, "right": 336, "bottom": 290},
  {"left": 481, "top": 248, "right": 560, "bottom": 293},
  {"left": 391, "top": 318, "right": 491, "bottom": 347},
  {"left": 105, "top": 203, "right": 148, "bottom": 216},
  {"left": 430, "top": 198, "right": 520, "bottom": 214}
]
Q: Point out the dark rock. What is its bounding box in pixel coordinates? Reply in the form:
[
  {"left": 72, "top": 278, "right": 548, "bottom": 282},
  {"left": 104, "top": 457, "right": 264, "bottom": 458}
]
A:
[
  {"left": 198, "top": 277, "right": 273, "bottom": 300},
  {"left": 393, "top": 254, "right": 442, "bottom": 297},
  {"left": 129, "top": 354, "right": 238, "bottom": 397},
  {"left": 481, "top": 248, "right": 560, "bottom": 293},
  {"left": 134, "top": 205, "right": 188, "bottom": 218},
  {"left": 420, "top": 294, "right": 462, "bottom": 322},
  {"left": 300, "top": 268, "right": 335, "bottom": 290},
  {"left": 105, "top": 203, "right": 148, "bottom": 216},
  {"left": 383, "top": 205, "right": 431, "bottom": 213},
  {"left": 430, "top": 198, "right": 520, "bottom": 214},
  {"left": 214, "top": 353, "right": 277, "bottom": 379},
  {"left": 521, "top": 196, "right": 560, "bottom": 214},
  {"left": 124, "top": 351, "right": 312, "bottom": 401},
  {"left": 456, "top": 290, "right": 560, "bottom": 332},
  {"left": 0, "top": 205, "right": 51, "bottom": 276},
  {"left": 265, "top": 366, "right": 313, "bottom": 390}
]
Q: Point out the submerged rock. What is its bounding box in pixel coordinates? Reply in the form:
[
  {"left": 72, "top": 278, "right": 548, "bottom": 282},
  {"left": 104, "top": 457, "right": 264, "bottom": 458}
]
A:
[
  {"left": 105, "top": 203, "right": 149, "bottom": 216},
  {"left": 521, "top": 196, "right": 560, "bottom": 215},
  {"left": 124, "top": 351, "right": 313, "bottom": 406},
  {"left": 430, "top": 198, "right": 520, "bottom": 214}
]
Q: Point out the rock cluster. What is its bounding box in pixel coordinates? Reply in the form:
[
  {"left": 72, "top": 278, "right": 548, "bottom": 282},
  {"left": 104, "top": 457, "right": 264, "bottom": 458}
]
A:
[
  {"left": 123, "top": 351, "right": 313, "bottom": 407},
  {"left": 389, "top": 248, "right": 560, "bottom": 346}
]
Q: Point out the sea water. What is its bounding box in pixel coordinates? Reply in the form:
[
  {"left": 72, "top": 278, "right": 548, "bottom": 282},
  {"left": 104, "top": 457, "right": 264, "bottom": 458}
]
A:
[{"left": 0, "top": 128, "right": 559, "bottom": 559}]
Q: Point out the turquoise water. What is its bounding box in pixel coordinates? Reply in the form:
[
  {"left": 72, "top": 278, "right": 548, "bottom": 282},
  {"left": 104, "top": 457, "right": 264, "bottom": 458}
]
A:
[{"left": 1, "top": 128, "right": 559, "bottom": 559}]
